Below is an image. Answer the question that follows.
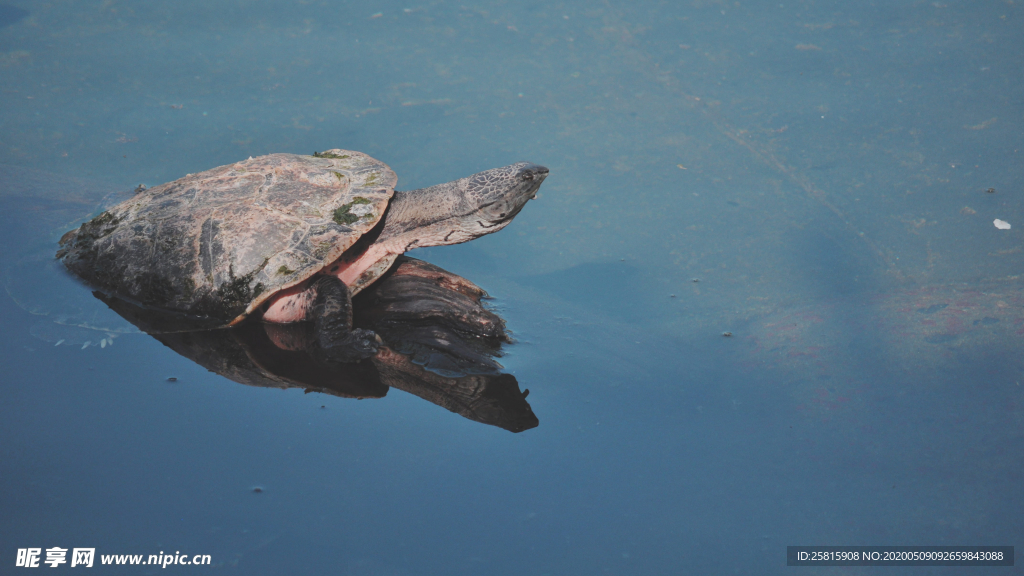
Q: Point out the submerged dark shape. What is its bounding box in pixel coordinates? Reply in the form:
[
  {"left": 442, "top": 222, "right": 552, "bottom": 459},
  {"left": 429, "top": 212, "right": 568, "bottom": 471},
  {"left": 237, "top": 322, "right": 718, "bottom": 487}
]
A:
[
  {"left": 56, "top": 149, "right": 548, "bottom": 363},
  {"left": 0, "top": 4, "right": 29, "bottom": 28},
  {"left": 95, "top": 257, "right": 539, "bottom": 433}
]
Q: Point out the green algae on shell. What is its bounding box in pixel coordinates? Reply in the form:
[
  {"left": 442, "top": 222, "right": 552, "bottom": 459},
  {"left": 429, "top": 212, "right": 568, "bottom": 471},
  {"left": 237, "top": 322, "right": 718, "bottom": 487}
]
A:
[{"left": 57, "top": 149, "right": 396, "bottom": 325}]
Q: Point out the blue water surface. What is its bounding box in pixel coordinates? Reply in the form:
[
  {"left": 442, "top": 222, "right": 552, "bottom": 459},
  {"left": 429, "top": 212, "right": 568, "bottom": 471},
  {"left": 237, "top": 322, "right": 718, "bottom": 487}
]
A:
[{"left": 1, "top": 0, "right": 1022, "bottom": 574}]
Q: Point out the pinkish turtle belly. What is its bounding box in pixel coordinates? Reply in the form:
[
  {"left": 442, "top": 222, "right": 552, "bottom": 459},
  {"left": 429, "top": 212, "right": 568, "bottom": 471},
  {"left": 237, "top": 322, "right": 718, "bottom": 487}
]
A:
[
  {"left": 261, "top": 244, "right": 392, "bottom": 323},
  {"left": 262, "top": 283, "right": 317, "bottom": 323}
]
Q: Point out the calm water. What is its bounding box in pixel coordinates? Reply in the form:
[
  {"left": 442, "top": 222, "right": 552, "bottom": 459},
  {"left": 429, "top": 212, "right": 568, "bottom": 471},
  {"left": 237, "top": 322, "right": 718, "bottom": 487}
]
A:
[{"left": 2, "top": 0, "right": 1022, "bottom": 573}]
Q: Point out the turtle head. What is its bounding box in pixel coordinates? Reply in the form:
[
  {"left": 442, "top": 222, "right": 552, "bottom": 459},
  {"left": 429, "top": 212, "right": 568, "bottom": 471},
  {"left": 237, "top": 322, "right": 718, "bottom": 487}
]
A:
[
  {"left": 378, "top": 162, "right": 548, "bottom": 251},
  {"left": 460, "top": 162, "right": 548, "bottom": 235}
]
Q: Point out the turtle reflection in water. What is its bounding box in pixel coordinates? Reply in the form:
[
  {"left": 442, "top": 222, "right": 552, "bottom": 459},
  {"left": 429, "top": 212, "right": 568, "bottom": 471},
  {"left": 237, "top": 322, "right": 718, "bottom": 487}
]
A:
[
  {"left": 98, "top": 257, "right": 538, "bottom": 432},
  {"left": 57, "top": 149, "right": 548, "bottom": 362}
]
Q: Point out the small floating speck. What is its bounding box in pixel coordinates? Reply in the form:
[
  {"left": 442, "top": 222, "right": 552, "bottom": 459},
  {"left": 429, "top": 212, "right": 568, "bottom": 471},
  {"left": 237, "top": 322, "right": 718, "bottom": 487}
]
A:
[
  {"left": 54, "top": 339, "right": 64, "bottom": 346},
  {"left": 252, "top": 486, "right": 264, "bottom": 493},
  {"left": 167, "top": 377, "right": 178, "bottom": 382},
  {"left": 692, "top": 278, "right": 700, "bottom": 283},
  {"left": 986, "top": 187, "right": 996, "bottom": 193},
  {"left": 370, "top": 12, "right": 382, "bottom": 18},
  {"left": 82, "top": 341, "right": 92, "bottom": 349},
  {"left": 994, "top": 219, "right": 1011, "bottom": 230},
  {"left": 722, "top": 332, "right": 733, "bottom": 337}
]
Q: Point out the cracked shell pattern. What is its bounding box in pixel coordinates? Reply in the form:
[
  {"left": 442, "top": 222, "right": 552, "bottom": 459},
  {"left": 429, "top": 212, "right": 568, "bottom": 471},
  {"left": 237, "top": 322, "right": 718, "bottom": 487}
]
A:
[{"left": 58, "top": 150, "right": 396, "bottom": 325}]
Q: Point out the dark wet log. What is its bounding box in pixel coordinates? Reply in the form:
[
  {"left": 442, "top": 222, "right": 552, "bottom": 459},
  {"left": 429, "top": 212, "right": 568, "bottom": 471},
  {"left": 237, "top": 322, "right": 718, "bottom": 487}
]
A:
[{"left": 355, "top": 256, "right": 509, "bottom": 375}]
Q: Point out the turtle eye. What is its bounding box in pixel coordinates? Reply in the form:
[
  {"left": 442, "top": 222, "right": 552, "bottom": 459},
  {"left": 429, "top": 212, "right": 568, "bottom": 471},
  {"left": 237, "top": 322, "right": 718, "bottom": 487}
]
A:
[{"left": 520, "top": 172, "right": 534, "bottom": 181}]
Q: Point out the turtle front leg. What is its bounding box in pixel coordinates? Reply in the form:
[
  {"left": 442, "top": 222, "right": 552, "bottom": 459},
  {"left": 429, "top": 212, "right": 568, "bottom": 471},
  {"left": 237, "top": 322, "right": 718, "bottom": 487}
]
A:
[{"left": 310, "top": 276, "right": 382, "bottom": 362}]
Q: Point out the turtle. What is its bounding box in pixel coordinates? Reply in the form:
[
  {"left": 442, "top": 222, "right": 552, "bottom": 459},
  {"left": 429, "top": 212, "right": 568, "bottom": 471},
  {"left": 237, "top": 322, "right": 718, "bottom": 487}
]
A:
[{"left": 56, "top": 149, "right": 548, "bottom": 361}]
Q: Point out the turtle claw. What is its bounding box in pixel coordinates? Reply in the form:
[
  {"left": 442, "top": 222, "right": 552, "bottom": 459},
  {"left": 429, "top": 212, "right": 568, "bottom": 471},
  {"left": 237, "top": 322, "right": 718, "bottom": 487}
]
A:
[
  {"left": 318, "top": 328, "right": 382, "bottom": 363},
  {"left": 308, "top": 275, "right": 381, "bottom": 362}
]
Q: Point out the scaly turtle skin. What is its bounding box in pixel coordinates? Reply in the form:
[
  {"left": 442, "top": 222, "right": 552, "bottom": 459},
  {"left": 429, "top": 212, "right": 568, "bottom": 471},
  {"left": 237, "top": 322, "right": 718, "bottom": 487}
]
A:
[{"left": 57, "top": 149, "right": 548, "bottom": 361}]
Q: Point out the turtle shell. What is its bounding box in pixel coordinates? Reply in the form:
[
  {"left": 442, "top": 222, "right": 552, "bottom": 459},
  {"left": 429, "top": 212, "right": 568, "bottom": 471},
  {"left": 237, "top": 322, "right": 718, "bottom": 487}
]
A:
[{"left": 58, "top": 149, "right": 397, "bottom": 325}]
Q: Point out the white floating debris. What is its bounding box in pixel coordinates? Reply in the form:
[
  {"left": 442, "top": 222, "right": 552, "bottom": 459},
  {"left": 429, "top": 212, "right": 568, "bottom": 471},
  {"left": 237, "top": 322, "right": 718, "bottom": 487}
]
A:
[
  {"left": 82, "top": 341, "right": 92, "bottom": 349},
  {"left": 100, "top": 339, "right": 107, "bottom": 348},
  {"left": 994, "top": 219, "right": 1012, "bottom": 230},
  {"left": 55, "top": 339, "right": 64, "bottom": 346}
]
